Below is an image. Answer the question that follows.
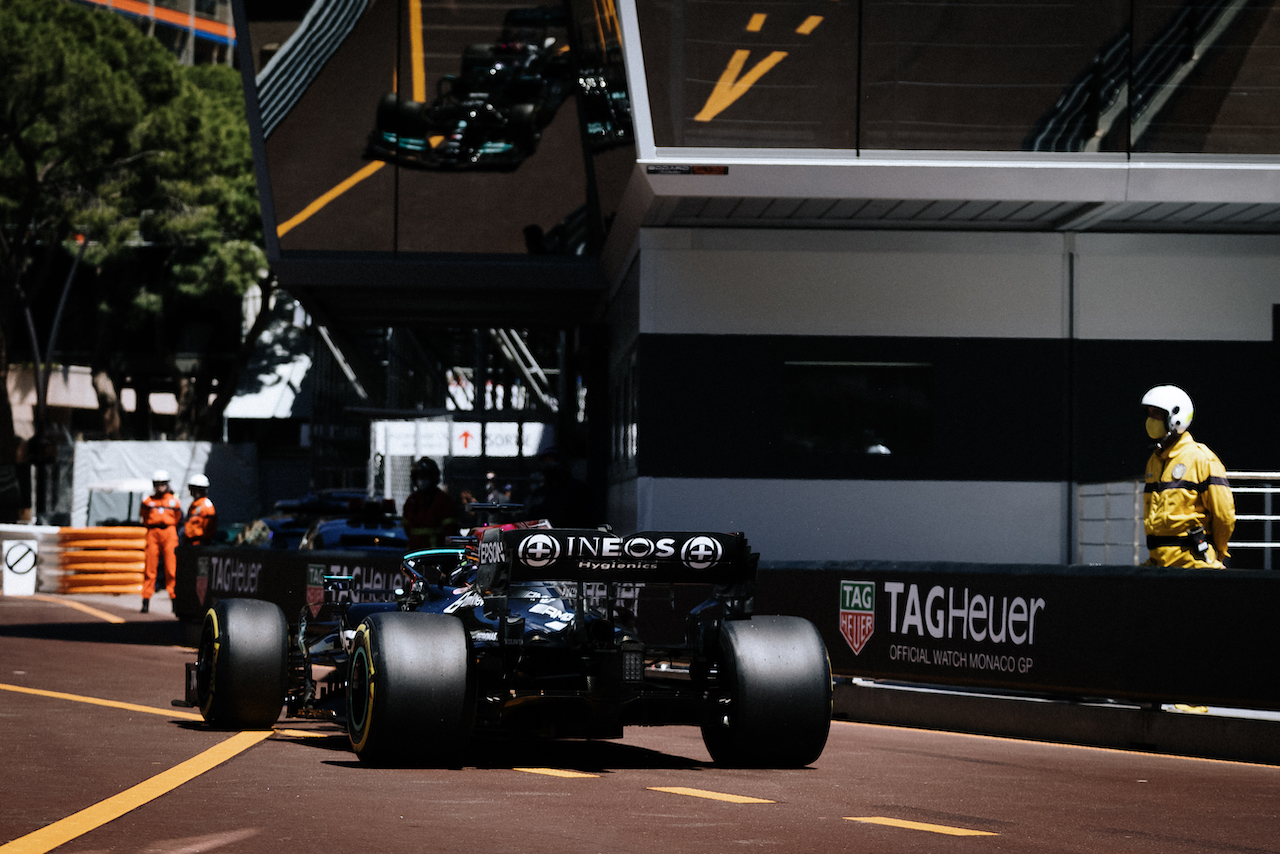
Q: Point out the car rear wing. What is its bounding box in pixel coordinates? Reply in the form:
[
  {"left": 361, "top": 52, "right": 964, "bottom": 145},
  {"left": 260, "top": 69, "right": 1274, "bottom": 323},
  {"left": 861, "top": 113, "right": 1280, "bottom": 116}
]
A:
[{"left": 475, "top": 528, "right": 757, "bottom": 592}]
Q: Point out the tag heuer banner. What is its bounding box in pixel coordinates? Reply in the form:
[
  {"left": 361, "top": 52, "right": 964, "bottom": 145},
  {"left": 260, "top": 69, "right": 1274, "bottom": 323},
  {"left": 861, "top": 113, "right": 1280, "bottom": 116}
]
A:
[
  {"left": 756, "top": 560, "right": 1280, "bottom": 711},
  {"left": 839, "top": 580, "right": 875, "bottom": 654}
]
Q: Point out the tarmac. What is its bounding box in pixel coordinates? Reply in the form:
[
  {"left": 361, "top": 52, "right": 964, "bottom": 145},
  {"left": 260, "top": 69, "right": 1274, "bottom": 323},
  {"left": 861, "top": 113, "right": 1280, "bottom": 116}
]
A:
[
  {"left": 15, "top": 589, "right": 1280, "bottom": 767},
  {"left": 834, "top": 678, "right": 1280, "bottom": 766}
]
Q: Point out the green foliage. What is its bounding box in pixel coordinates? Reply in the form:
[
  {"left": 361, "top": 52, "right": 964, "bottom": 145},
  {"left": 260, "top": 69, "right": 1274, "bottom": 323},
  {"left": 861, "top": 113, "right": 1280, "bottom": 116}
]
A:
[{"left": 0, "top": 0, "right": 267, "bottom": 441}]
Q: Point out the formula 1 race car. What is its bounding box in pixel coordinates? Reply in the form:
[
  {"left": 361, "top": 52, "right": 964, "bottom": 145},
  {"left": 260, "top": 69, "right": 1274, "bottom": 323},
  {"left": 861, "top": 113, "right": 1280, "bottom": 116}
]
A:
[
  {"left": 364, "top": 7, "right": 631, "bottom": 171},
  {"left": 366, "top": 8, "right": 573, "bottom": 170},
  {"left": 182, "top": 518, "right": 832, "bottom": 768}
]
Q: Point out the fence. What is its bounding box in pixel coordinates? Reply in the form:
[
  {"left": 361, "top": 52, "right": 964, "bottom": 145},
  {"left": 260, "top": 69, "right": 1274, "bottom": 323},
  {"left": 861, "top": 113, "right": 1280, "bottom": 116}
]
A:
[{"left": 1077, "top": 472, "right": 1280, "bottom": 568}]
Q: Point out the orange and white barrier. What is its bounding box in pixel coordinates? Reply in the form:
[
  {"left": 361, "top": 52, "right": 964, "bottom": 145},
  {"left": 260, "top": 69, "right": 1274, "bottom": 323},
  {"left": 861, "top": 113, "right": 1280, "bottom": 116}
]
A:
[{"left": 56, "top": 527, "right": 147, "bottom": 595}]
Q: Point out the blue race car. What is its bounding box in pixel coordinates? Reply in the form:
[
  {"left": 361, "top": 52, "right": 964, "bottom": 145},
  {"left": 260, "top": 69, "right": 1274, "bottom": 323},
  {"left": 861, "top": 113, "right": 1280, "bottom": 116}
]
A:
[{"left": 184, "top": 517, "right": 832, "bottom": 768}]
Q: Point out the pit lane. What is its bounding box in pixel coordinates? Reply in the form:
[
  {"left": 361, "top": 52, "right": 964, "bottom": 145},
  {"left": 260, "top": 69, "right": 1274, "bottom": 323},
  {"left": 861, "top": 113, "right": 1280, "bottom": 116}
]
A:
[{"left": 3, "top": 593, "right": 1279, "bottom": 854}]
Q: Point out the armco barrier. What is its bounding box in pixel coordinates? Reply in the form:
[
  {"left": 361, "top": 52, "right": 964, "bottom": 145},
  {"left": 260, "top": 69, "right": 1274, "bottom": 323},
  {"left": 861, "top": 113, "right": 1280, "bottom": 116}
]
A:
[
  {"left": 173, "top": 545, "right": 406, "bottom": 625},
  {"left": 57, "top": 527, "right": 147, "bottom": 595},
  {"left": 757, "top": 561, "right": 1280, "bottom": 712},
  {"left": 174, "top": 548, "right": 1280, "bottom": 712}
]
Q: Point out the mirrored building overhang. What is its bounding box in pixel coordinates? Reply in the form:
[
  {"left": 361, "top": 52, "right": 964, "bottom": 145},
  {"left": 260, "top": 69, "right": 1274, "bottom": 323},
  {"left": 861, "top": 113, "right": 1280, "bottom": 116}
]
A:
[{"left": 235, "top": 0, "right": 1280, "bottom": 328}]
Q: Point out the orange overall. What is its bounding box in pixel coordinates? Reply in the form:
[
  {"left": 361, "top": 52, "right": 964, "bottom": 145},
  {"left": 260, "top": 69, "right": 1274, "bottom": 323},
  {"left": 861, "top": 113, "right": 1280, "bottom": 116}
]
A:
[
  {"left": 141, "top": 492, "right": 182, "bottom": 598},
  {"left": 184, "top": 495, "right": 217, "bottom": 545}
]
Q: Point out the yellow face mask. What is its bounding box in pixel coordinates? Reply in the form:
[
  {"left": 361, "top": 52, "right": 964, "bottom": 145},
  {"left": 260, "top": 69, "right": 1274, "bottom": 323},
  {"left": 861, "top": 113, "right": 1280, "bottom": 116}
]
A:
[{"left": 1146, "top": 417, "right": 1167, "bottom": 439}]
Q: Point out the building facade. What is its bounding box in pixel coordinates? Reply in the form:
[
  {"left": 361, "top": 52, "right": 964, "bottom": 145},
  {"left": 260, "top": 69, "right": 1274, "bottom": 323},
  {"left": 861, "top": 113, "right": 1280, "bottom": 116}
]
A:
[{"left": 233, "top": 0, "right": 1280, "bottom": 564}]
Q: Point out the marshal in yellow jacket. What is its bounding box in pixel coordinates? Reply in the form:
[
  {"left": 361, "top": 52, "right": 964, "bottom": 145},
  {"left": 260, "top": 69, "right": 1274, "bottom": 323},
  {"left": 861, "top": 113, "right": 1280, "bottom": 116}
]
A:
[{"left": 1143, "top": 431, "right": 1235, "bottom": 568}]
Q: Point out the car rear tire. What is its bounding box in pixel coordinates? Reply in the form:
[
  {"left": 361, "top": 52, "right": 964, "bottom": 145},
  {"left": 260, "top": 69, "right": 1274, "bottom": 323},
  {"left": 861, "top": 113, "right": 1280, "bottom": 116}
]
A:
[
  {"left": 348, "top": 612, "right": 474, "bottom": 766},
  {"left": 196, "top": 598, "right": 288, "bottom": 729},
  {"left": 701, "top": 615, "right": 832, "bottom": 768}
]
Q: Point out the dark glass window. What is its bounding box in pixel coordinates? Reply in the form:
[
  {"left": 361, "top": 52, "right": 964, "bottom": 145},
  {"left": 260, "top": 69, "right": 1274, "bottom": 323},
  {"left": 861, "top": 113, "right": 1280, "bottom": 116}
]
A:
[
  {"left": 782, "top": 361, "right": 933, "bottom": 458},
  {"left": 637, "top": 0, "right": 859, "bottom": 148},
  {"left": 248, "top": 0, "right": 633, "bottom": 255},
  {"left": 612, "top": 349, "right": 639, "bottom": 472},
  {"left": 862, "top": 0, "right": 1131, "bottom": 151},
  {"left": 1130, "top": 0, "right": 1280, "bottom": 154}
]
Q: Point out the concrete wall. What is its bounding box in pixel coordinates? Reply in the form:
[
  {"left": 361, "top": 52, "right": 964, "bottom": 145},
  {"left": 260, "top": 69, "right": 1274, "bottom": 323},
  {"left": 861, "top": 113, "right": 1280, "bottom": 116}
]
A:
[
  {"left": 624, "top": 477, "right": 1068, "bottom": 563},
  {"left": 606, "top": 228, "right": 1280, "bottom": 564}
]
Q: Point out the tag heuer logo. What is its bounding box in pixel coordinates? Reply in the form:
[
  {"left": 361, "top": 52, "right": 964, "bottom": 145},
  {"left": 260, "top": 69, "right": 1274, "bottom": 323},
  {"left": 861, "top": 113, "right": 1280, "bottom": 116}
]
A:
[{"left": 840, "top": 580, "right": 875, "bottom": 655}]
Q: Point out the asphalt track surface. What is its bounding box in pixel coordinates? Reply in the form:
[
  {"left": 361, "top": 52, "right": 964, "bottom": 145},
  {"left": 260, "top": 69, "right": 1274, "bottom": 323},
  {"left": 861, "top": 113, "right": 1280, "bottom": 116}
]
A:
[{"left": 4, "top": 593, "right": 1280, "bottom": 854}]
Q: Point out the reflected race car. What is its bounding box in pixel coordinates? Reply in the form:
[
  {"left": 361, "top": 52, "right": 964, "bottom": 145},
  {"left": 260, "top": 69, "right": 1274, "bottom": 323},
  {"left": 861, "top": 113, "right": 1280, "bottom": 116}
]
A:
[
  {"left": 183, "top": 518, "right": 832, "bottom": 768},
  {"left": 365, "top": 7, "right": 631, "bottom": 171}
]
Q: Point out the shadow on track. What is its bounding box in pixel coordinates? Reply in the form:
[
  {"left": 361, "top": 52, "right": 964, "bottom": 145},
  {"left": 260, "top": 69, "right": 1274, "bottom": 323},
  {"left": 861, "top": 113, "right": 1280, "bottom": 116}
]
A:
[
  {"left": 179, "top": 717, "right": 708, "bottom": 771},
  {"left": 306, "top": 734, "right": 710, "bottom": 772},
  {"left": 0, "top": 619, "right": 195, "bottom": 648}
]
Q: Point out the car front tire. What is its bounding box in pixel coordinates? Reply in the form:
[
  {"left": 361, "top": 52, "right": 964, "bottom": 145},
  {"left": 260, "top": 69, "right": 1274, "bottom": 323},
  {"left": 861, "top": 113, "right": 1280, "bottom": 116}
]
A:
[{"left": 196, "top": 598, "right": 288, "bottom": 729}]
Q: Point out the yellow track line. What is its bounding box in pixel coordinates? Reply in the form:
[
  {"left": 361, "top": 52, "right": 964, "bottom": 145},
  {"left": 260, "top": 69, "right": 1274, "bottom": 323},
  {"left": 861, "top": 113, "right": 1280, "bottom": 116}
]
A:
[
  {"left": 409, "top": 0, "right": 426, "bottom": 101},
  {"left": 514, "top": 767, "right": 599, "bottom": 778},
  {"left": 276, "top": 160, "right": 387, "bottom": 237},
  {"left": 846, "top": 816, "right": 998, "bottom": 836},
  {"left": 0, "top": 731, "right": 272, "bottom": 854},
  {"left": 796, "top": 15, "right": 823, "bottom": 34},
  {"left": 0, "top": 682, "right": 203, "bottom": 721},
  {"left": 693, "top": 49, "right": 788, "bottom": 122},
  {"left": 649, "top": 786, "right": 774, "bottom": 804},
  {"left": 591, "top": 0, "right": 608, "bottom": 54},
  {"left": 0, "top": 682, "right": 335, "bottom": 739},
  {"left": 26, "top": 593, "right": 125, "bottom": 624}
]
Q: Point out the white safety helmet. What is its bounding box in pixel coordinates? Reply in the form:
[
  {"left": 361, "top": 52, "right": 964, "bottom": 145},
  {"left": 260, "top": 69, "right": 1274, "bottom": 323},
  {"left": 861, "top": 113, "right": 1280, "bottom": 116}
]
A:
[
  {"left": 152, "top": 469, "right": 170, "bottom": 483},
  {"left": 1142, "top": 385, "right": 1194, "bottom": 434},
  {"left": 189, "top": 474, "right": 210, "bottom": 488}
]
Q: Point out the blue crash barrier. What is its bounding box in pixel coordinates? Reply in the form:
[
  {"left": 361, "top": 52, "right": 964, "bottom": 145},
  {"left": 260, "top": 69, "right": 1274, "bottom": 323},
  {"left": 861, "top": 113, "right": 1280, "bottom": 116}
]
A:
[{"left": 175, "top": 547, "right": 1280, "bottom": 711}]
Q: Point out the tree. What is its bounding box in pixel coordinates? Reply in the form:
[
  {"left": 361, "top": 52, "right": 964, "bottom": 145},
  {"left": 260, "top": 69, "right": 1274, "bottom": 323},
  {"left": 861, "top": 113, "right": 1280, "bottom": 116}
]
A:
[
  {"left": 78, "top": 57, "right": 267, "bottom": 442},
  {"left": 0, "top": 0, "right": 267, "bottom": 519}
]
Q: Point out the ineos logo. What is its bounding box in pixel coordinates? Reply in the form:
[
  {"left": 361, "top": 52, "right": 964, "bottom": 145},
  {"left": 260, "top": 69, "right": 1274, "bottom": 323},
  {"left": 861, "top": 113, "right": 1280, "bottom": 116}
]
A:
[
  {"left": 518, "top": 533, "right": 561, "bottom": 568},
  {"left": 624, "top": 537, "right": 655, "bottom": 558},
  {"left": 681, "top": 536, "right": 722, "bottom": 569}
]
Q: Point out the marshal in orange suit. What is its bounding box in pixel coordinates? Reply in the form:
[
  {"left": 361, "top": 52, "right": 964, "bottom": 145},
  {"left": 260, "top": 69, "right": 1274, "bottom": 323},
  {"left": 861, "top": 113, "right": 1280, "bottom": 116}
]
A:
[{"left": 139, "top": 469, "right": 182, "bottom": 613}]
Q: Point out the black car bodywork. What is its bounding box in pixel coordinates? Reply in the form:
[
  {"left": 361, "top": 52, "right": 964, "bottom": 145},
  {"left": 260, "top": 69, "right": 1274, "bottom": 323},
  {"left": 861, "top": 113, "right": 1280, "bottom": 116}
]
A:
[{"left": 184, "top": 522, "right": 832, "bottom": 768}]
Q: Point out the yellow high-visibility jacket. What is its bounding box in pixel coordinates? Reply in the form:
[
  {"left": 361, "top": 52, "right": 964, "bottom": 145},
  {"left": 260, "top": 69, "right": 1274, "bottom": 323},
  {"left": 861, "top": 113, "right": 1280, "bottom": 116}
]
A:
[{"left": 1144, "top": 431, "right": 1235, "bottom": 568}]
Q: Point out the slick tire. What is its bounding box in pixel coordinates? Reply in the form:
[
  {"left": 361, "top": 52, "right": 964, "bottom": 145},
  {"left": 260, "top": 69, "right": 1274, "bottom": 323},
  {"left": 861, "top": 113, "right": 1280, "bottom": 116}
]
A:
[
  {"left": 196, "top": 598, "right": 288, "bottom": 729},
  {"left": 348, "top": 612, "right": 474, "bottom": 767},
  {"left": 701, "top": 616, "right": 832, "bottom": 768}
]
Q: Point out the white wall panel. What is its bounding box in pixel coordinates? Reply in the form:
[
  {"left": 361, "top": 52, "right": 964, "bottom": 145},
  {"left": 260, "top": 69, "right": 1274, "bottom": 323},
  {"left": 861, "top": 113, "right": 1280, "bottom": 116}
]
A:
[
  {"left": 638, "top": 229, "right": 1280, "bottom": 343},
  {"left": 1074, "top": 234, "right": 1280, "bottom": 342},
  {"left": 626, "top": 477, "right": 1068, "bottom": 564},
  {"left": 639, "top": 229, "right": 1069, "bottom": 339}
]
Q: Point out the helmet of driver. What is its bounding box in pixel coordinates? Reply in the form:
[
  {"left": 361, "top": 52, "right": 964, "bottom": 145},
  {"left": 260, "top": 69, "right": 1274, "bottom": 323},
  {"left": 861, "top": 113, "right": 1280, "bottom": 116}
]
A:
[
  {"left": 410, "top": 457, "right": 440, "bottom": 486},
  {"left": 152, "top": 469, "right": 170, "bottom": 483},
  {"left": 189, "top": 474, "right": 210, "bottom": 488},
  {"left": 1142, "top": 385, "right": 1194, "bottom": 434}
]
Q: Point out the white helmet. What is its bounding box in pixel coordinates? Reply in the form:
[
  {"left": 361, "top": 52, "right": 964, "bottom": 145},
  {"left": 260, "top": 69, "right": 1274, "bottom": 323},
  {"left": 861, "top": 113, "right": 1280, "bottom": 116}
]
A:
[
  {"left": 189, "top": 474, "right": 210, "bottom": 488},
  {"left": 152, "top": 469, "right": 170, "bottom": 483},
  {"left": 1142, "top": 385, "right": 1194, "bottom": 434}
]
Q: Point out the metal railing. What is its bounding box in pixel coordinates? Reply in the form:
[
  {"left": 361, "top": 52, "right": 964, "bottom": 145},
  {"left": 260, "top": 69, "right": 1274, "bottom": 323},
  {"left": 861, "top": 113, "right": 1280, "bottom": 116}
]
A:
[
  {"left": 1077, "top": 473, "right": 1280, "bottom": 568},
  {"left": 1223, "top": 472, "right": 1280, "bottom": 570}
]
